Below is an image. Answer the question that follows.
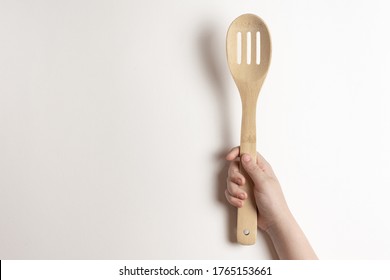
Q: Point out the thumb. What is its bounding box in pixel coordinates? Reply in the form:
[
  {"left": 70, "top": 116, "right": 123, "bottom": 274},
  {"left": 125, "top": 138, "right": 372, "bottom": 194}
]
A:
[{"left": 241, "top": 153, "right": 265, "bottom": 183}]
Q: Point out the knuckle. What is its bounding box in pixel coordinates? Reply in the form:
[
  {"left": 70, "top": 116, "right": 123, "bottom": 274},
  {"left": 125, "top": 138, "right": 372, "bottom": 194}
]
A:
[
  {"left": 226, "top": 181, "right": 234, "bottom": 193},
  {"left": 225, "top": 190, "right": 232, "bottom": 202},
  {"left": 246, "top": 162, "right": 259, "bottom": 173}
]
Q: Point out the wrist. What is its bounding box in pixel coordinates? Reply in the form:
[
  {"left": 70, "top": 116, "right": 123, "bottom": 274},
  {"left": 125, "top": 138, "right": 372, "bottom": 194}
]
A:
[
  {"left": 264, "top": 208, "right": 295, "bottom": 236},
  {"left": 264, "top": 209, "right": 318, "bottom": 260}
]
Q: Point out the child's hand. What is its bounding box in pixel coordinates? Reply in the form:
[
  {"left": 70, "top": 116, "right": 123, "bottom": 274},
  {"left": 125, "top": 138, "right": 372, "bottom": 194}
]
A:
[
  {"left": 225, "top": 147, "right": 290, "bottom": 232},
  {"left": 225, "top": 146, "right": 318, "bottom": 259}
]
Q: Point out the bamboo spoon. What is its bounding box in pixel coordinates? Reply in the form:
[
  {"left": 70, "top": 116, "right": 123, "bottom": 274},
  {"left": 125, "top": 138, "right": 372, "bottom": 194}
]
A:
[{"left": 226, "top": 14, "right": 272, "bottom": 245}]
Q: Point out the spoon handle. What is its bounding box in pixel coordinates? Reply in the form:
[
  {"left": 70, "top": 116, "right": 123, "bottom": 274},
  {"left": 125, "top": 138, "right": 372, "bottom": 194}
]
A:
[{"left": 237, "top": 104, "right": 258, "bottom": 245}]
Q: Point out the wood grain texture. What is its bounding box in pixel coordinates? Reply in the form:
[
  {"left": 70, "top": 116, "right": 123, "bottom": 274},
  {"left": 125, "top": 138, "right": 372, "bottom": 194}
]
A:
[{"left": 226, "top": 14, "right": 272, "bottom": 245}]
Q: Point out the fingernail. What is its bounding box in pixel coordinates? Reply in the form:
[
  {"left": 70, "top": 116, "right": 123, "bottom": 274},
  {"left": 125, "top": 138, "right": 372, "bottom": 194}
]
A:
[
  {"left": 239, "top": 193, "right": 245, "bottom": 199},
  {"left": 242, "top": 154, "right": 251, "bottom": 162}
]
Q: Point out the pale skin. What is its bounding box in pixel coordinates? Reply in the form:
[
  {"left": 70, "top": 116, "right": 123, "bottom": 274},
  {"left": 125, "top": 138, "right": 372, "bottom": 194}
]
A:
[{"left": 225, "top": 147, "right": 318, "bottom": 260}]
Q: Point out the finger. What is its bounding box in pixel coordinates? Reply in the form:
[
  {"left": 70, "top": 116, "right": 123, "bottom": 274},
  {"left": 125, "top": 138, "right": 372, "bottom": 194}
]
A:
[
  {"left": 241, "top": 153, "right": 266, "bottom": 183},
  {"left": 229, "top": 169, "right": 246, "bottom": 186},
  {"left": 227, "top": 160, "right": 240, "bottom": 177},
  {"left": 225, "top": 189, "right": 244, "bottom": 208},
  {"left": 230, "top": 174, "right": 245, "bottom": 186},
  {"left": 227, "top": 160, "right": 246, "bottom": 186},
  {"left": 225, "top": 146, "right": 240, "bottom": 161},
  {"left": 226, "top": 179, "right": 247, "bottom": 199},
  {"left": 256, "top": 152, "right": 268, "bottom": 171},
  {"left": 256, "top": 152, "right": 276, "bottom": 177}
]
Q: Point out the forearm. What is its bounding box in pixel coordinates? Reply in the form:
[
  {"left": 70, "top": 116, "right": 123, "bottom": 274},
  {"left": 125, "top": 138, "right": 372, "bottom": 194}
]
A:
[{"left": 266, "top": 211, "right": 318, "bottom": 260}]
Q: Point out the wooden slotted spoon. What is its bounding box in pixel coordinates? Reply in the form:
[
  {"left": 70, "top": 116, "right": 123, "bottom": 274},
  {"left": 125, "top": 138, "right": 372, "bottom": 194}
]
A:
[{"left": 226, "top": 14, "right": 272, "bottom": 245}]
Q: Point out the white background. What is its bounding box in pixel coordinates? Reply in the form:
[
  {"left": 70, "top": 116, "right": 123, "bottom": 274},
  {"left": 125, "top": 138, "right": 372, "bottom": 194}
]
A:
[
  {"left": 1, "top": 0, "right": 390, "bottom": 259},
  {"left": 3, "top": 260, "right": 390, "bottom": 280}
]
